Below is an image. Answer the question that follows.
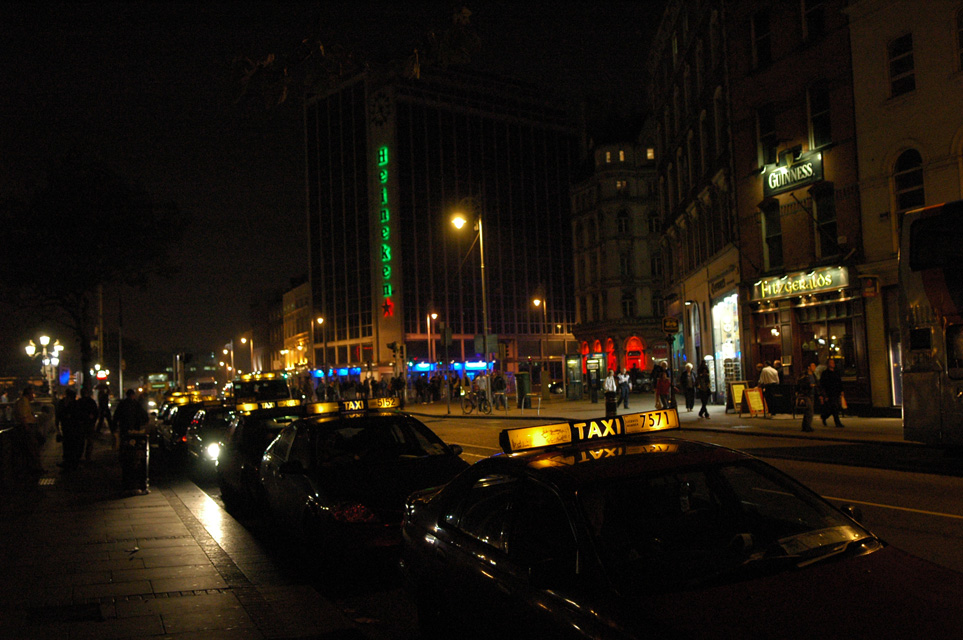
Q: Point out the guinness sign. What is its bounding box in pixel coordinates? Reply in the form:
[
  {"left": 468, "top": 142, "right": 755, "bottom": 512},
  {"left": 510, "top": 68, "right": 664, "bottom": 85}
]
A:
[{"left": 762, "top": 151, "right": 823, "bottom": 197}]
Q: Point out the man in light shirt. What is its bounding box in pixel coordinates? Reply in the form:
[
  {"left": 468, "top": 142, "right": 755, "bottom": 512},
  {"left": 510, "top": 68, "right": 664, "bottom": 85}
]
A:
[{"left": 758, "top": 361, "right": 780, "bottom": 417}]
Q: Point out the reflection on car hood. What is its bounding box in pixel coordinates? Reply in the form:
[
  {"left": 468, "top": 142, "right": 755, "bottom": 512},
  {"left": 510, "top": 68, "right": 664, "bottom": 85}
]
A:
[{"left": 642, "top": 547, "right": 963, "bottom": 638}]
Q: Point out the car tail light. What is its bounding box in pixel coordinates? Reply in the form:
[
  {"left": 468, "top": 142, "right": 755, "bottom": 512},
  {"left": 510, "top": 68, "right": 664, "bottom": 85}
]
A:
[{"left": 331, "top": 502, "right": 380, "bottom": 524}]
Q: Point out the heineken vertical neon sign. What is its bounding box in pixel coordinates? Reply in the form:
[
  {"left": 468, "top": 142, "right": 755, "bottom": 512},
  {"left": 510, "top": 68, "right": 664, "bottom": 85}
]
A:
[{"left": 378, "top": 146, "right": 394, "bottom": 317}]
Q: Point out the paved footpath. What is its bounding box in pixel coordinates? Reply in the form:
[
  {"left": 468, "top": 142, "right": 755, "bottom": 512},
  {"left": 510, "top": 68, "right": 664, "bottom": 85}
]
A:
[
  {"left": 407, "top": 393, "right": 908, "bottom": 446},
  {"left": 0, "top": 432, "right": 365, "bottom": 640}
]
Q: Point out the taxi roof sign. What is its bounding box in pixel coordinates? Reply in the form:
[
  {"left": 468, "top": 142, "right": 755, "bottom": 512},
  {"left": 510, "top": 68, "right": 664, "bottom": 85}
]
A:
[
  {"left": 306, "top": 396, "right": 401, "bottom": 416},
  {"left": 499, "top": 407, "right": 680, "bottom": 454},
  {"left": 237, "top": 398, "right": 302, "bottom": 413}
]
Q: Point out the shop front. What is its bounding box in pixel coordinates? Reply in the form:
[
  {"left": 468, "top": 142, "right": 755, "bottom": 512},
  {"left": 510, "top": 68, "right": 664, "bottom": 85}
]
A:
[
  {"left": 749, "top": 265, "right": 870, "bottom": 409},
  {"left": 710, "top": 291, "right": 742, "bottom": 407}
]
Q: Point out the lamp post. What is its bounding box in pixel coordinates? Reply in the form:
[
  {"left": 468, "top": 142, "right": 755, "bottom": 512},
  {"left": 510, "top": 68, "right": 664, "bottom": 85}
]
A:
[
  {"left": 25, "top": 335, "right": 63, "bottom": 393},
  {"left": 426, "top": 311, "right": 438, "bottom": 366},
  {"left": 315, "top": 317, "right": 326, "bottom": 376},
  {"left": 533, "top": 294, "right": 549, "bottom": 385},
  {"left": 241, "top": 335, "right": 254, "bottom": 372},
  {"left": 452, "top": 198, "right": 490, "bottom": 383},
  {"left": 223, "top": 342, "right": 235, "bottom": 376}
]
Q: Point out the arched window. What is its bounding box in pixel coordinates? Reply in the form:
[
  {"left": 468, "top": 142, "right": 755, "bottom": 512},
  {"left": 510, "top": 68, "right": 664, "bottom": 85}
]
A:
[{"left": 894, "top": 149, "right": 925, "bottom": 214}]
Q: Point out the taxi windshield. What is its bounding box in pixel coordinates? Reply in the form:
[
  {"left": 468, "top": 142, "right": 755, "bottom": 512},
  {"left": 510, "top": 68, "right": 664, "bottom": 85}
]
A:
[
  {"left": 315, "top": 415, "right": 449, "bottom": 464},
  {"left": 580, "top": 459, "right": 876, "bottom": 592},
  {"left": 233, "top": 379, "right": 293, "bottom": 402}
]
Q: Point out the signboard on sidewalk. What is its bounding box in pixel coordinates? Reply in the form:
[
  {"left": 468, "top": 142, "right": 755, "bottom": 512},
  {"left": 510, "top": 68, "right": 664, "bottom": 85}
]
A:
[
  {"left": 726, "top": 381, "right": 748, "bottom": 414},
  {"left": 742, "top": 387, "right": 766, "bottom": 417}
]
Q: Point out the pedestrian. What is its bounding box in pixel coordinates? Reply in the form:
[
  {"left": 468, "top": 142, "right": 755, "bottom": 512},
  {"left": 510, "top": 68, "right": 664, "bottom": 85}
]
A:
[
  {"left": 603, "top": 369, "right": 617, "bottom": 394},
  {"left": 797, "top": 361, "right": 819, "bottom": 432},
  {"left": 819, "top": 358, "right": 845, "bottom": 428},
  {"left": 650, "top": 360, "right": 665, "bottom": 394},
  {"left": 655, "top": 371, "right": 672, "bottom": 410},
  {"left": 56, "top": 388, "right": 84, "bottom": 470},
  {"left": 113, "top": 388, "right": 149, "bottom": 438},
  {"left": 617, "top": 368, "right": 631, "bottom": 409},
  {"left": 95, "top": 381, "right": 113, "bottom": 436},
  {"left": 773, "top": 359, "right": 785, "bottom": 384},
  {"left": 758, "top": 360, "right": 780, "bottom": 417},
  {"left": 13, "top": 385, "right": 43, "bottom": 478},
  {"left": 696, "top": 364, "right": 712, "bottom": 418},
  {"left": 680, "top": 362, "right": 696, "bottom": 412},
  {"left": 75, "top": 387, "right": 100, "bottom": 461}
]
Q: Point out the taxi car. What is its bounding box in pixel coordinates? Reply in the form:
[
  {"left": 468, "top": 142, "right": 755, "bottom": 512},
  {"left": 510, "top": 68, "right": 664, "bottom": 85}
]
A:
[
  {"left": 259, "top": 397, "right": 468, "bottom": 551},
  {"left": 217, "top": 399, "right": 305, "bottom": 514},
  {"left": 400, "top": 408, "right": 963, "bottom": 639},
  {"left": 185, "top": 403, "right": 237, "bottom": 475},
  {"left": 156, "top": 393, "right": 213, "bottom": 459}
]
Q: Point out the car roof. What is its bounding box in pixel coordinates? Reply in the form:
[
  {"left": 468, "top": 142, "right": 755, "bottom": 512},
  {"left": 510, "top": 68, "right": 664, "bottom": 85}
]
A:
[{"left": 496, "top": 436, "right": 751, "bottom": 488}]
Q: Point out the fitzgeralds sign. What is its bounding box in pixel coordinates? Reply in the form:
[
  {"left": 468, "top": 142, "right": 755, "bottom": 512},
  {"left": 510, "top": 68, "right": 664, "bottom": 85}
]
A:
[
  {"left": 752, "top": 266, "right": 850, "bottom": 302},
  {"left": 762, "top": 151, "right": 823, "bottom": 197}
]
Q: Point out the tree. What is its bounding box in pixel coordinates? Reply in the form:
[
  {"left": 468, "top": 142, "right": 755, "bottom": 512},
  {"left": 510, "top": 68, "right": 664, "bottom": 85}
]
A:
[{"left": 0, "top": 153, "right": 186, "bottom": 391}]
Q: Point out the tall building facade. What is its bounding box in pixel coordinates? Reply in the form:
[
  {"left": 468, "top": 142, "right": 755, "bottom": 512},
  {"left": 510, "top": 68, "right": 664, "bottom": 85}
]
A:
[
  {"left": 847, "top": 0, "right": 963, "bottom": 411},
  {"left": 728, "top": 0, "right": 874, "bottom": 409},
  {"left": 304, "top": 68, "right": 580, "bottom": 381},
  {"left": 570, "top": 134, "right": 662, "bottom": 385},
  {"left": 648, "top": 0, "right": 741, "bottom": 403}
]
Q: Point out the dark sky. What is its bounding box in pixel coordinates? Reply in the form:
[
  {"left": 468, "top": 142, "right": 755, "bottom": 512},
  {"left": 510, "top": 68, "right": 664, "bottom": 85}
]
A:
[{"left": 0, "top": 1, "right": 662, "bottom": 367}]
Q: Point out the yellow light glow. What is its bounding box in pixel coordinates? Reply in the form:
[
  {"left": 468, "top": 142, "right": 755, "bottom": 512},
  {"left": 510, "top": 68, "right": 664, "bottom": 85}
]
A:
[{"left": 452, "top": 215, "right": 468, "bottom": 229}]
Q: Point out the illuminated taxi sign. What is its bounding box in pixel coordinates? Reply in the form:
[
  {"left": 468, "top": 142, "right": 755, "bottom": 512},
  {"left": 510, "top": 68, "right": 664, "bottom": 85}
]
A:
[
  {"left": 500, "top": 408, "right": 680, "bottom": 454},
  {"left": 531, "top": 443, "right": 679, "bottom": 468},
  {"left": 306, "top": 397, "right": 402, "bottom": 417},
  {"left": 237, "top": 399, "right": 302, "bottom": 414}
]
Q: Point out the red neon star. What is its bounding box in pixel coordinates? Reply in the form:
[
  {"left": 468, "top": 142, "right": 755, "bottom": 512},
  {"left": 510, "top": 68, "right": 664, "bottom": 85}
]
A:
[{"left": 382, "top": 297, "right": 394, "bottom": 317}]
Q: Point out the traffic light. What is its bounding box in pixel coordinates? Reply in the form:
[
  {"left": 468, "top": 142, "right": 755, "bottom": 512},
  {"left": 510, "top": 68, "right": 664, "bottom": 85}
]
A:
[{"left": 387, "top": 341, "right": 398, "bottom": 354}]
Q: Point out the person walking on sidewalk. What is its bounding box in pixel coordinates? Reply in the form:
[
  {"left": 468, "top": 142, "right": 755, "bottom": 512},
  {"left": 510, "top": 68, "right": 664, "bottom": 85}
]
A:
[
  {"left": 114, "top": 388, "right": 149, "bottom": 438},
  {"left": 679, "top": 363, "right": 695, "bottom": 412},
  {"left": 797, "top": 362, "right": 818, "bottom": 432},
  {"left": 13, "top": 385, "right": 43, "bottom": 478},
  {"left": 56, "top": 388, "right": 83, "bottom": 470},
  {"left": 655, "top": 371, "right": 672, "bottom": 410},
  {"left": 696, "top": 364, "right": 712, "bottom": 418},
  {"left": 76, "top": 387, "right": 100, "bottom": 461},
  {"left": 819, "top": 358, "right": 845, "bottom": 428},
  {"left": 617, "top": 368, "right": 631, "bottom": 409}
]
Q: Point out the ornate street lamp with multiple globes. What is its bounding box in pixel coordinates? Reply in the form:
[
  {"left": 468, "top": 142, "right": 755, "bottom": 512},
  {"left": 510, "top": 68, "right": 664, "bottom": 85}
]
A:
[{"left": 25, "top": 335, "right": 63, "bottom": 392}]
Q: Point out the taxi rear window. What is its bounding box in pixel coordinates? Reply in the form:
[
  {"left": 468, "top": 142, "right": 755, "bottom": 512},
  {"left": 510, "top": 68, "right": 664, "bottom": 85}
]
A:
[{"left": 315, "top": 416, "right": 447, "bottom": 463}]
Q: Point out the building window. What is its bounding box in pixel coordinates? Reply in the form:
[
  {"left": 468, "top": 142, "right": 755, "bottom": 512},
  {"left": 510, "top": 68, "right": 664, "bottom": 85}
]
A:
[
  {"left": 619, "top": 149, "right": 625, "bottom": 162},
  {"left": 814, "top": 187, "right": 839, "bottom": 257},
  {"left": 647, "top": 147, "right": 655, "bottom": 160},
  {"left": 621, "top": 292, "right": 636, "bottom": 318},
  {"left": 762, "top": 202, "right": 783, "bottom": 270},
  {"left": 713, "top": 88, "right": 726, "bottom": 159},
  {"left": 808, "top": 82, "right": 831, "bottom": 149},
  {"left": 616, "top": 180, "right": 628, "bottom": 194},
  {"left": 957, "top": 9, "right": 963, "bottom": 70},
  {"left": 648, "top": 214, "right": 660, "bottom": 234},
  {"left": 802, "top": 0, "right": 826, "bottom": 41},
  {"left": 752, "top": 10, "right": 773, "bottom": 68},
  {"left": 888, "top": 33, "right": 915, "bottom": 97},
  {"left": 699, "top": 111, "right": 708, "bottom": 174},
  {"left": 894, "top": 149, "right": 925, "bottom": 214},
  {"left": 757, "top": 104, "right": 778, "bottom": 166},
  {"left": 619, "top": 253, "right": 631, "bottom": 278},
  {"left": 617, "top": 209, "right": 630, "bottom": 234},
  {"left": 605, "top": 151, "right": 612, "bottom": 163}
]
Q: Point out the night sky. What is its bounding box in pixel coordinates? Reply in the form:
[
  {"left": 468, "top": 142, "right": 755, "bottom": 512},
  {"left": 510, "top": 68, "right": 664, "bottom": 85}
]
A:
[{"left": 0, "top": 1, "right": 662, "bottom": 372}]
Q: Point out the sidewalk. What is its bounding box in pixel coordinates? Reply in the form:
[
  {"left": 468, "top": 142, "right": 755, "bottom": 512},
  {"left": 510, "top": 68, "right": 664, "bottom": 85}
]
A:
[
  {"left": 0, "top": 433, "right": 365, "bottom": 640},
  {"left": 406, "top": 393, "right": 909, "bottom": 446}
]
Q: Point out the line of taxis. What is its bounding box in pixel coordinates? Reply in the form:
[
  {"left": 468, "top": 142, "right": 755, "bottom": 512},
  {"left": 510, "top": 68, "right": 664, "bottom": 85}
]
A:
[{"left": 157, "top": 380, "right": 963, "bottom": 639}]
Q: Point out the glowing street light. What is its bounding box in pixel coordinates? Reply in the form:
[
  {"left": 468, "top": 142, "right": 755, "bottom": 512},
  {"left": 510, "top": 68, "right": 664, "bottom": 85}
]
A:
[
  {"left": 452, "top": 198, "right": 490, "bottom": 382},
  {"left": 25, "top": 335, "right": 63, "bottom": 392},
  {"left": 426, "top": 311, "right": 438, "bottom": 364}
]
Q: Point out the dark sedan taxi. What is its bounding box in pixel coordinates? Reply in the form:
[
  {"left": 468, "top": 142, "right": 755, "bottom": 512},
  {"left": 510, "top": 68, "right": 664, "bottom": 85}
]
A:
[
  {"left": 259, "top": 397, "right": 468, "bottom": 551},
  {"left": 217, "top": 399, "right": 305, "bottom": 514},
  {"left": 400, "top": 408, "right": 963, "bottom": 639}
]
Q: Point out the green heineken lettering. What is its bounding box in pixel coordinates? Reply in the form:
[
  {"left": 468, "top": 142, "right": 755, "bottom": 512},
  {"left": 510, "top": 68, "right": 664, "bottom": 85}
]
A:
[
  {"left": 378, "top": 147, "right": 389, "bottom": 166},
  {"left": 381, "top": 244, "right": 391, "bottom": 261}
]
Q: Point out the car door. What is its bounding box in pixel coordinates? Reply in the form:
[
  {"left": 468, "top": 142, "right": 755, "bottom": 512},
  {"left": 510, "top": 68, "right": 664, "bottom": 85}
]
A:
[
  {"left": 264, "top": 423, "right": 316, "bottom": 527},
  {"left": 260, "top": 424, "right": 298, "bottom": 516},
  {"left": 430, "top": 470, "right": 520, "bottom": 637}
]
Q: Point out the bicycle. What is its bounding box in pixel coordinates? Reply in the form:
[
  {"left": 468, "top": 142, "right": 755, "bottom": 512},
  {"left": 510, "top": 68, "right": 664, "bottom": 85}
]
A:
[{"left": 460, "top": 390, "right": 492, "bottom": 415}]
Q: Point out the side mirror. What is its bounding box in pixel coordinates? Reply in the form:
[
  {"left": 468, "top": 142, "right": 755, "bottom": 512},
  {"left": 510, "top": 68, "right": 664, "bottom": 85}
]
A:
[
  {"left": 840, "top": 504, "right": 863, "bottom": 523},
  {"left": 278, "top": 460, "right": 306, "bottom": 475},
  {"left": 449, "top": 444, "right": 464, "bottom": 456}
]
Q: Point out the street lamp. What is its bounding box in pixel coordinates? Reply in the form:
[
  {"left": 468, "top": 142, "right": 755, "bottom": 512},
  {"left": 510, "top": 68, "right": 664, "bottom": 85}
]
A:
[
  {"left": 25, "top": 335, "right": 63, "bottom": 393},
  {"left": 426, "top": 311, "right": 438, "bottom": 366},
  {"left": 241, "top": 335, "right": 254, "bottom": 372},
  {"left": 222, "top": 342, "right": 235, "bottom": 376},
  {"left": 452, "top": 198, "right": 490, "bottom": 382},
  {"left": 315, "top": 317, "right": 326, "bottom": 375}
]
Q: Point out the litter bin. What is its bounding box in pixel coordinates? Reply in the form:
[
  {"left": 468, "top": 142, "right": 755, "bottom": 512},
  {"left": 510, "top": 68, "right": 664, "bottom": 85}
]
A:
[
  {"left": 516, "top": 372, "right": 531, "bottom": 409},
  {"left": 120, "top": 431, "right": 149, "bottom": 494},
  {"left": 605, "top": 391, "right": 619, "bottom": 417}
]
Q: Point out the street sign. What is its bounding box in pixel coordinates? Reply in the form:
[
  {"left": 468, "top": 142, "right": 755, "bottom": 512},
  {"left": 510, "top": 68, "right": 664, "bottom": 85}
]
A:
[{"left": 662, "top": 316, "right": 680, "bottom": 334}]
